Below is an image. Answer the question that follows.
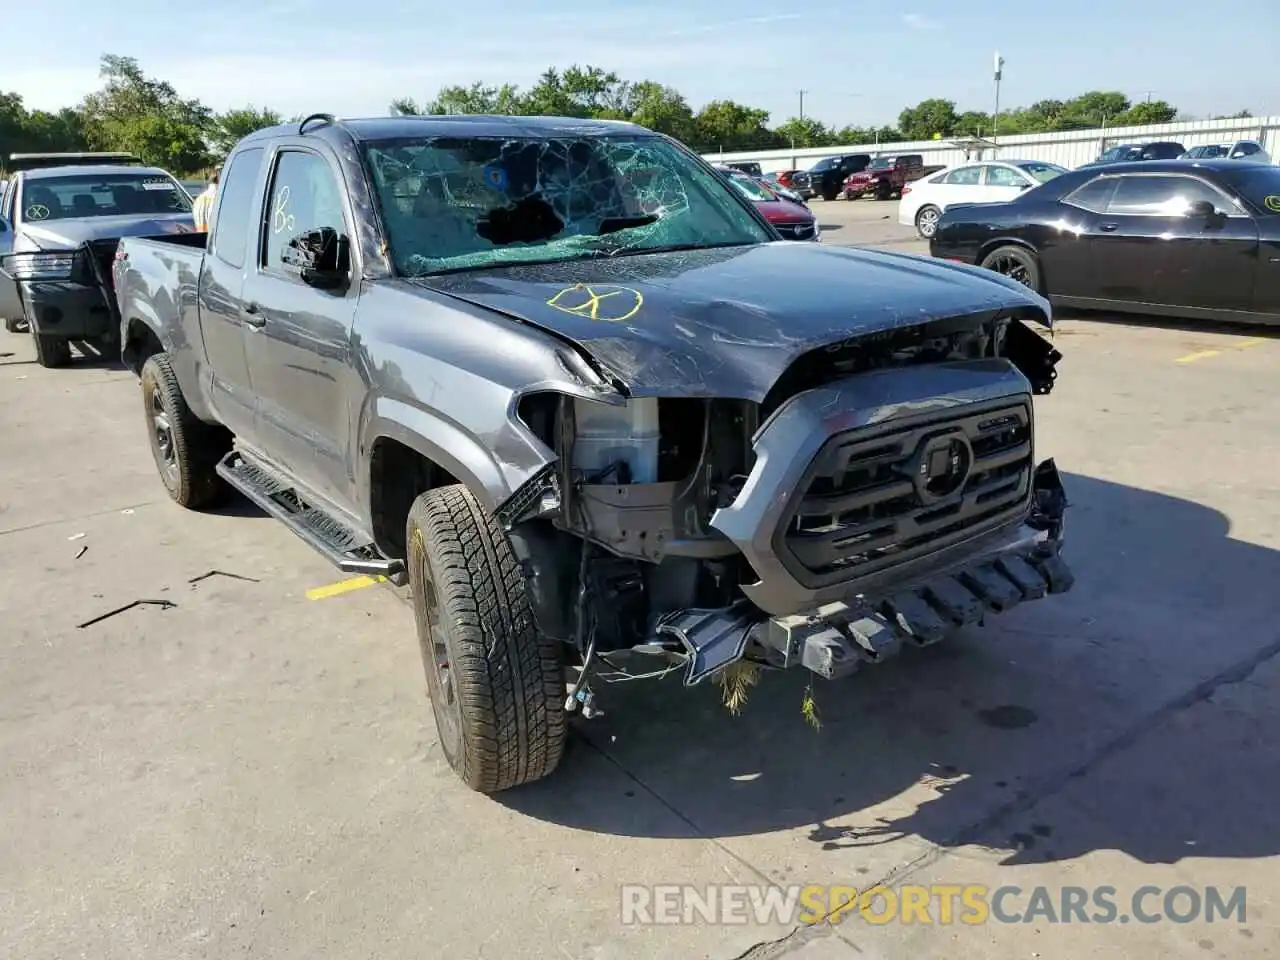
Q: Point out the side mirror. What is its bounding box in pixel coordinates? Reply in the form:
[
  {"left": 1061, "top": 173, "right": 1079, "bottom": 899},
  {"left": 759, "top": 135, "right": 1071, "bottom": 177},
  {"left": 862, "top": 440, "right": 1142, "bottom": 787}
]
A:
[
  {"left": 1186, "top": 199, "right": 1217, "bottom": 218},
  {"left": 1016, "top": 182, "right": 1033, "bottom": 190},
  {"left": 282, "top": 226, "right": 349, "bottom": 289}
]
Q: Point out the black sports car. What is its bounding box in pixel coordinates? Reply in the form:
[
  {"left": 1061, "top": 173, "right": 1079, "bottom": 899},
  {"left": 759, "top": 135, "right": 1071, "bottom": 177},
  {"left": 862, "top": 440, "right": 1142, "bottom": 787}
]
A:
[{"left": 929, "top": 159, "right": 1280, "bottom": 325}]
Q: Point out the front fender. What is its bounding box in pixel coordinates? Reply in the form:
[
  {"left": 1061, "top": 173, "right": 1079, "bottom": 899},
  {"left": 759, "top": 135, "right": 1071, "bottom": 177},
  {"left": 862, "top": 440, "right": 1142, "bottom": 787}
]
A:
[{"left": 357, "top": 395, "right": 555, "bottom": 516}]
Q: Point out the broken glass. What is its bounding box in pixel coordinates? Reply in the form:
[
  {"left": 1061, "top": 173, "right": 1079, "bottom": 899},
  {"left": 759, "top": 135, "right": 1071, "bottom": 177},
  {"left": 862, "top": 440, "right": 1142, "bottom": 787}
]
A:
[{"left": 361, "top": 135, "right": 771, "bottom": 276}]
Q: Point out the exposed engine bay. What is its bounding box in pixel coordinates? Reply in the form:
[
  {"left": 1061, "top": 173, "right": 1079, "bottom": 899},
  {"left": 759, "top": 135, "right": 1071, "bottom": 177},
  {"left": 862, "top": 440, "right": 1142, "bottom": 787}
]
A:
[{"left": 499, "top": 311, "right": 1070, "bottom": 712}]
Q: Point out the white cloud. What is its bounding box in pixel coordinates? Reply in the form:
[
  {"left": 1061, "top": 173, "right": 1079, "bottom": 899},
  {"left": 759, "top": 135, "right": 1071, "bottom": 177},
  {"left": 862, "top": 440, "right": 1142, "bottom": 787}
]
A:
[{"left": 902, "top": 13, "right": 941, "bottom": 30}]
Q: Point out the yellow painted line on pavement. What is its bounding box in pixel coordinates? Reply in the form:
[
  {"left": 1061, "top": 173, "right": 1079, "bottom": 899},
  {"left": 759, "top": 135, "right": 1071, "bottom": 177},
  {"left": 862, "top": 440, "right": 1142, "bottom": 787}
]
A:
[
  {"left": 305, "top": 574, "right": 386, "bottom": 600},
  {"left": 1175, "top": 336, "right": 1271, "bottom": 364},
  {"left": 1175, "top": 349, "right": 1220, "bottom": 364}
]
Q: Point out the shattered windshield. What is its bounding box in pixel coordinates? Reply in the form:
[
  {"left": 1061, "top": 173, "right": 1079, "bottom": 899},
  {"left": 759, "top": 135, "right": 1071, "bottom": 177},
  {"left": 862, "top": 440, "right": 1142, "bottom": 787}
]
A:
[{"left": 362, "top": 135, "right": 771, "bottom": 276}]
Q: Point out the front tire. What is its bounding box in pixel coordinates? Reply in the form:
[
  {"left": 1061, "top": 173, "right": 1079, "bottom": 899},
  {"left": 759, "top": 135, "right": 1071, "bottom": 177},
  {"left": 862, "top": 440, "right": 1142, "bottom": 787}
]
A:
[
  {"left": 139, "top": 353, "right": 229, "bottom": 508},
  {"left": 407, "top": 485, "right": 567, "bottom": 793},
  {"left": 875, "top": 180, "right": 893, "bottom": 201},
  {"left": 979, "top": 244, "right": 1042, "bottom": 292},
  {"left": 32, "top": 332, "right": 71, "bottom": 368},
  {"left": 915, "top": 205, "right": 942, "bottom": 239}
]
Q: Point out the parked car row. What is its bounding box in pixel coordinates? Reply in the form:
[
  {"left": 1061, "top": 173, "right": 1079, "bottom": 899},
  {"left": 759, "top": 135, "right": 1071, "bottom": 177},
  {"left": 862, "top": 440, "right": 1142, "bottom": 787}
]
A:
[
  {"left": 1080, "top": 139, "right": 1271, "bottom": 169},
  {"left": 929, "top": 159, "right": 1280, "bottom": 325},
  {"left": 713, "top": 166, "right": 820, "bottom": 240}
]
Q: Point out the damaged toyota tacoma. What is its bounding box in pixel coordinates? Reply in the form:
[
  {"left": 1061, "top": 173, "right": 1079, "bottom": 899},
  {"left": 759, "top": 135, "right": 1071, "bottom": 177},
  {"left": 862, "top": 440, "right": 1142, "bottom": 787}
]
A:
[{"left": 113, "top": 114, "right": 1072, "bottom": 793}]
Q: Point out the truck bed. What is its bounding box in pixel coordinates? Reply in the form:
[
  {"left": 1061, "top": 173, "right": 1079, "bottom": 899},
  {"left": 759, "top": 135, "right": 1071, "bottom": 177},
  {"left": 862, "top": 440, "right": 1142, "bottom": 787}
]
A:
[{"left": 113, "top": 233, "right": 209, "bottom": 346}]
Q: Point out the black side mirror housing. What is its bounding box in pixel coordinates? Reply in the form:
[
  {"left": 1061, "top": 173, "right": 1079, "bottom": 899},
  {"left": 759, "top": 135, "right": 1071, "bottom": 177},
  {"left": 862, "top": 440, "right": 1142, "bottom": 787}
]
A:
[
  {"left": 282, "top": 226, "right": 349, "bottom": 289},
  {"left": 1186, "top": 199, "right": 1217, "bottom": 218}
]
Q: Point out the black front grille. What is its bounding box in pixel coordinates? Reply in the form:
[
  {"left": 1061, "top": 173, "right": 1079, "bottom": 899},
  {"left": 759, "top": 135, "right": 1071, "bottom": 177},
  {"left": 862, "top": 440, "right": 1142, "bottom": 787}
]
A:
[
  {"left": 779, "top": 400, "right": 1034, "bottom": 586},
  {"left": 791, "top": 173, "right": 811, "bottom": 188},
  {"left": 774, "top": 221, "right": 816, "bottom": 240}
]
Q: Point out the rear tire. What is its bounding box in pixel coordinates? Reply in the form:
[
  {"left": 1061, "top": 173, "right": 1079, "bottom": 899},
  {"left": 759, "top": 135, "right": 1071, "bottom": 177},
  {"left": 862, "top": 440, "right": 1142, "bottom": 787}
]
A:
[
  {"left": 139, "top": 353, "right": 230, "bottom": 508},
  {"left": 979, "top": 244, "right": 1042, "bottom": 293},
  {"left": 407, "top": 485, "right": 567, "bottom": 793},
  {"left": 32, "top": 332, "right": 71, "bottom": 368},
  {"left": 915, "top": 205, "right": 942, "bottom": 239}
]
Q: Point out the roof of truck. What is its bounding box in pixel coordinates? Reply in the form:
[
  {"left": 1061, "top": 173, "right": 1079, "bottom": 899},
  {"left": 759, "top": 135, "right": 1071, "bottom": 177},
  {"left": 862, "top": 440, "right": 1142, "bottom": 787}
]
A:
[{"left": 243, "top": 114, "right": 654, "bottom": 146}]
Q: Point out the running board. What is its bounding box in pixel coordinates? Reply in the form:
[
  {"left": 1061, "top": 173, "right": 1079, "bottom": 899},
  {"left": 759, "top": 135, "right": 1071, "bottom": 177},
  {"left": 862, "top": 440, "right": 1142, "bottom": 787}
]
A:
[{"left": 216, "top": 450, "right": 406, "bottom": 585}]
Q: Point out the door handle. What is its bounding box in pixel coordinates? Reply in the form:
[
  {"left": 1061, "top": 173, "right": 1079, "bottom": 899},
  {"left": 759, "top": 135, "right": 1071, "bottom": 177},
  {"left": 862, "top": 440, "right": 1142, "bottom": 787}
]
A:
[
  {"left": 1099, "top": 222, "right": 1119, "bottom": 232},
  {"left": 241, "top": 302, "right": 265, "bottom": 328}
]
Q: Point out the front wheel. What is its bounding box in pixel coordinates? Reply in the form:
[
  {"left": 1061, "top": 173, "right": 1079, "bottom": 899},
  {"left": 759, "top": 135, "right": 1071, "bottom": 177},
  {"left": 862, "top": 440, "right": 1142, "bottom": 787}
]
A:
[
  {"left": 979, "top": 245, "right": 1042, "bottom": 292},
  {"left": 875, "top": 180, "right": 893, "bottom": 201},
  {"left": 914, "top": 205, "right": 942, "bottom": 239},
  {"left": 407, "top": 485, "right": 567, "bottom": 793}
]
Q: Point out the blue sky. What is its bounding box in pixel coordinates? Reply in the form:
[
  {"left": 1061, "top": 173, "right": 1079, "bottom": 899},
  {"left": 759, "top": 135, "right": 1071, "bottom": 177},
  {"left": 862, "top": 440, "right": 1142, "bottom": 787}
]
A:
[{"left": 8, "top": 0, "right": 1278, "bottom": 128}]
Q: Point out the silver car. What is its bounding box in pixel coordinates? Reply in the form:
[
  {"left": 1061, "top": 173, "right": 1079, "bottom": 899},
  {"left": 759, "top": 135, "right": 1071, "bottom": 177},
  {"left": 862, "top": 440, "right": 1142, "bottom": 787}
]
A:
[{"left": 1180, "top": 140, "right": 1272, "bottom": 164}]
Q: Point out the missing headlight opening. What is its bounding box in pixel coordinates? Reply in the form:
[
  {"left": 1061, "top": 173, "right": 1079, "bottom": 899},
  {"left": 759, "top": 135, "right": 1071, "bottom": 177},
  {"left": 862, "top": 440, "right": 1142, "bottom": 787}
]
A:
[{"left": 504, "top": 309, "right": 1068, "bottom": 717}]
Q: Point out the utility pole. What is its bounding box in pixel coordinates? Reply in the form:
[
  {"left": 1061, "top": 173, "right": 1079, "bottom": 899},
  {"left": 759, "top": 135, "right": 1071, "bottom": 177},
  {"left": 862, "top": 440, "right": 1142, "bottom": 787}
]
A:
[
  {"left": 992, "top": 52, "right": 1004, "bottom": 150},
  {"left": 798, "top": 89, "right": 808, "bottom": 122}
]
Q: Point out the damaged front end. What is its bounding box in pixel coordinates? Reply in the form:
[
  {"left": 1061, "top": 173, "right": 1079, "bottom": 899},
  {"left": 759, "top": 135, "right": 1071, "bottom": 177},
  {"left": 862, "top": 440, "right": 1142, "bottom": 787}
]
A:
[{"left": 498, "top": 310, "right": 1071, "bottom": 705}]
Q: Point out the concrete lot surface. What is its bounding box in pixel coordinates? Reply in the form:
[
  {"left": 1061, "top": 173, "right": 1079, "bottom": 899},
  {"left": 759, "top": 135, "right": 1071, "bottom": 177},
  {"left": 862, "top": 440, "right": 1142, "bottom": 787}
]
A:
[{"left": 2, "top": 209, "right": 1279, "bottom": 959}]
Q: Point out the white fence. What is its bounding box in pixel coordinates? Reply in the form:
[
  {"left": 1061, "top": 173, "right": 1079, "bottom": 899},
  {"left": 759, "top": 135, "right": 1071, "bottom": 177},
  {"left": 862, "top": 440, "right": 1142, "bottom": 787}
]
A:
[{"left": 703, "top": 116, "right": 1280, "bottom": 174}]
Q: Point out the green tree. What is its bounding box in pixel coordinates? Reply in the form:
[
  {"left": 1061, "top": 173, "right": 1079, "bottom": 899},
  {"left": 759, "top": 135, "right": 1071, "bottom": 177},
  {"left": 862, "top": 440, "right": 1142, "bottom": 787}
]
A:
[
  {"left": 1119, "top": 100, "right": 1178, "bottom": 125},
  {"left": 78, "top": 54, "right": 212, "bottom": 173},
  {"left": 1063, "top": 91, "right": 1130, "bottom": 127},
  {"left": 623, "top": 81, "right": 696, "bottom": 142},
  {"left": 952, "top": 110, "right": 991, "bottom": 137},
  {"left": 691, "top": 100, "right": 780, "bottom": 152},
  {"left": 211, "top": 105, "right": 281, "bottom": 154},
  {"left": 773, "top": 117, "right": 836, "bottom": 148},
  {"left": 897, "top": 98, "right": 958, "bottom": 140}
]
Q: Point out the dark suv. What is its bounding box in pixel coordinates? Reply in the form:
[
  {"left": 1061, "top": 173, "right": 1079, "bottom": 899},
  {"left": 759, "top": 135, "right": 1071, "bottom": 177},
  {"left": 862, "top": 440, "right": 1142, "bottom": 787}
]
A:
[
  {"left": 1078, "top": 141, "right": 1186, "bottom": 169},
  {"left": 793, "top": 154, "right": 873, "bottom": 201}
]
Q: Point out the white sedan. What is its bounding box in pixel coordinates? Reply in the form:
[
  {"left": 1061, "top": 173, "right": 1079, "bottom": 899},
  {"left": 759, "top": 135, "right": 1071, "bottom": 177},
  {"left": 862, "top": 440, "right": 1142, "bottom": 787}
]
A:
[{"left": 899, "top": 159, "right": 1068, "bottom": 239}]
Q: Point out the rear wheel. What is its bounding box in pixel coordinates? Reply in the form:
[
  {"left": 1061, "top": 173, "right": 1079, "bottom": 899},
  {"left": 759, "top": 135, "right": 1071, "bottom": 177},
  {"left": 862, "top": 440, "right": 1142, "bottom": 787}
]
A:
[
  {"left": 407, "top": 485, "right": 567, "bottom": 793},
  {"left": 32, "top": 332, "right": 71, "bottom": 368},
  {"left": 980, "top": 245, "right": 1042, "bottom": 292},
  {"left": 914, "top": 205, "right": 942, "bottom": 239},
  {"left": 139, "top": 353, "right": 230, "bottom": 508}
]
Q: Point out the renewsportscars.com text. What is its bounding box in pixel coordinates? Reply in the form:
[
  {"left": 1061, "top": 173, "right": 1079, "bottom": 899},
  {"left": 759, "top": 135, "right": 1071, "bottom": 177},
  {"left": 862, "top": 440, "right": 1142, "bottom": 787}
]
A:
[{"left": 620, "top": 884, "right": 1247, "bottom": 926}]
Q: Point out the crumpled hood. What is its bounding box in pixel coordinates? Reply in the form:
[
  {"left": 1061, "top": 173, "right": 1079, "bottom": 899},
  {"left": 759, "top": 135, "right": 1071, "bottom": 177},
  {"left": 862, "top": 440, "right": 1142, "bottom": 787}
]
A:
[
  {"left": 410, "top": 242, "right": 1051, "bottom": 401},
  {"left": 20, "top": 214, "right": 195, "bottom": 250}
]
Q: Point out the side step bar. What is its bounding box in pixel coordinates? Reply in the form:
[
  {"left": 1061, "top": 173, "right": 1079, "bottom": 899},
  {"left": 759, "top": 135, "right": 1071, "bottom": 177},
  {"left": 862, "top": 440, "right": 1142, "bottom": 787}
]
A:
[{"left": 216, "top": 450, "right": 406, "bottom": 585}]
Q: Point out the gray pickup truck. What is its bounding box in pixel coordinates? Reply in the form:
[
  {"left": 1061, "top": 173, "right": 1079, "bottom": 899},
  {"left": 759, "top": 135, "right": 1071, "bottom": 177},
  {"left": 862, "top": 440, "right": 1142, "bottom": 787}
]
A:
[{"left": 113, "top": 113, "right": 1072, "bottom": 793}]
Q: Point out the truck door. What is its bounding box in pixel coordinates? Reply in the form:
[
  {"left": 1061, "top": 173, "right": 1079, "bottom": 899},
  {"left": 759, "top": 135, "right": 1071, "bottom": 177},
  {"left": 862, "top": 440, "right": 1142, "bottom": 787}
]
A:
[
  {"left": 197, "top": 146, "right": 266, "bottom": 440},
  {"left": 240, "top": 144, "right": 358, "bottom": 509}
]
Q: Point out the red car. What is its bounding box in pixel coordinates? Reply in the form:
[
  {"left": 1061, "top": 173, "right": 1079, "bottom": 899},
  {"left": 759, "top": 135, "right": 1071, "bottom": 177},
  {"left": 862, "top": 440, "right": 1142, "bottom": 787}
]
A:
[
  {"left": 716, "top": 167, "right": 820, "bottom": 241},
  {"left": 768, "top": 169, "right": 799, "bottom": 188}
]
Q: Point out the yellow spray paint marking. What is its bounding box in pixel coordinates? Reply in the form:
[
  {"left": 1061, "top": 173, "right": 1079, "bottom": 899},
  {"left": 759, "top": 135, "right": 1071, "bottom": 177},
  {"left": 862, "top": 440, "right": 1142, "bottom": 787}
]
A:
[
  {"left": 305, "top": 574, "right": 386, "bottom": 600},
  {"left": 1175, "top": 337, "right": 1270, "bottom": 364},
  {"left": 546, "top": 284, "right": 644, "bottom": 323}
]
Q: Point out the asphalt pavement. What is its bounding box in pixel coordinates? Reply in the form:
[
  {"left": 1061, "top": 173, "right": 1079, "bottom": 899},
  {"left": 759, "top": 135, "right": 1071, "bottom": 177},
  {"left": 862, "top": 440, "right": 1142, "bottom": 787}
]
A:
[{"left": 2, "top": 206, "right": 1278, "bottom": 959}]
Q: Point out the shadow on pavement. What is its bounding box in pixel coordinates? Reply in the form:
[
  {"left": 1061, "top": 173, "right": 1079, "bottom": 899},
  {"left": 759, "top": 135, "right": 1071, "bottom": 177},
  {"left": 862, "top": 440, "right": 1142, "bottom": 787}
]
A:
[
  {"left": 1054, "top": 308, "right": 1280, "bottom": 340},
  {"left": 499, "top": 471, "right": 1280, "bottom": 868}
]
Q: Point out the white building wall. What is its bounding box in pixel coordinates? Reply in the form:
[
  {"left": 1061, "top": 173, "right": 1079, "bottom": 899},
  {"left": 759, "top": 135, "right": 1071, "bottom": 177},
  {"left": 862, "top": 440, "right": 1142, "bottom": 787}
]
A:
[{"left": 703, "top": 116, "right": 1280, "bottom": 173}]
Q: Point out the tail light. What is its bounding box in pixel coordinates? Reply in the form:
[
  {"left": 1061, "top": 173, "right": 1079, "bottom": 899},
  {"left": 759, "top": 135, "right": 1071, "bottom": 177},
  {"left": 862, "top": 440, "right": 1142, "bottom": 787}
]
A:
[{"left": 901, "top": 184, "right": 913, "bottom": 195}]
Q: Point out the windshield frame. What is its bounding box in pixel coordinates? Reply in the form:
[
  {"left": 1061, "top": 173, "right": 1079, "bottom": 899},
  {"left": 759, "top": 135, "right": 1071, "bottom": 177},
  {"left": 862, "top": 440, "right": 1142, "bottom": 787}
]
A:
[
  {"left": 17, "top": 171, "right": 193, "bottom": 223},
  {"left": 359, "top": 132, "right": 778, "bottom": 278}
]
